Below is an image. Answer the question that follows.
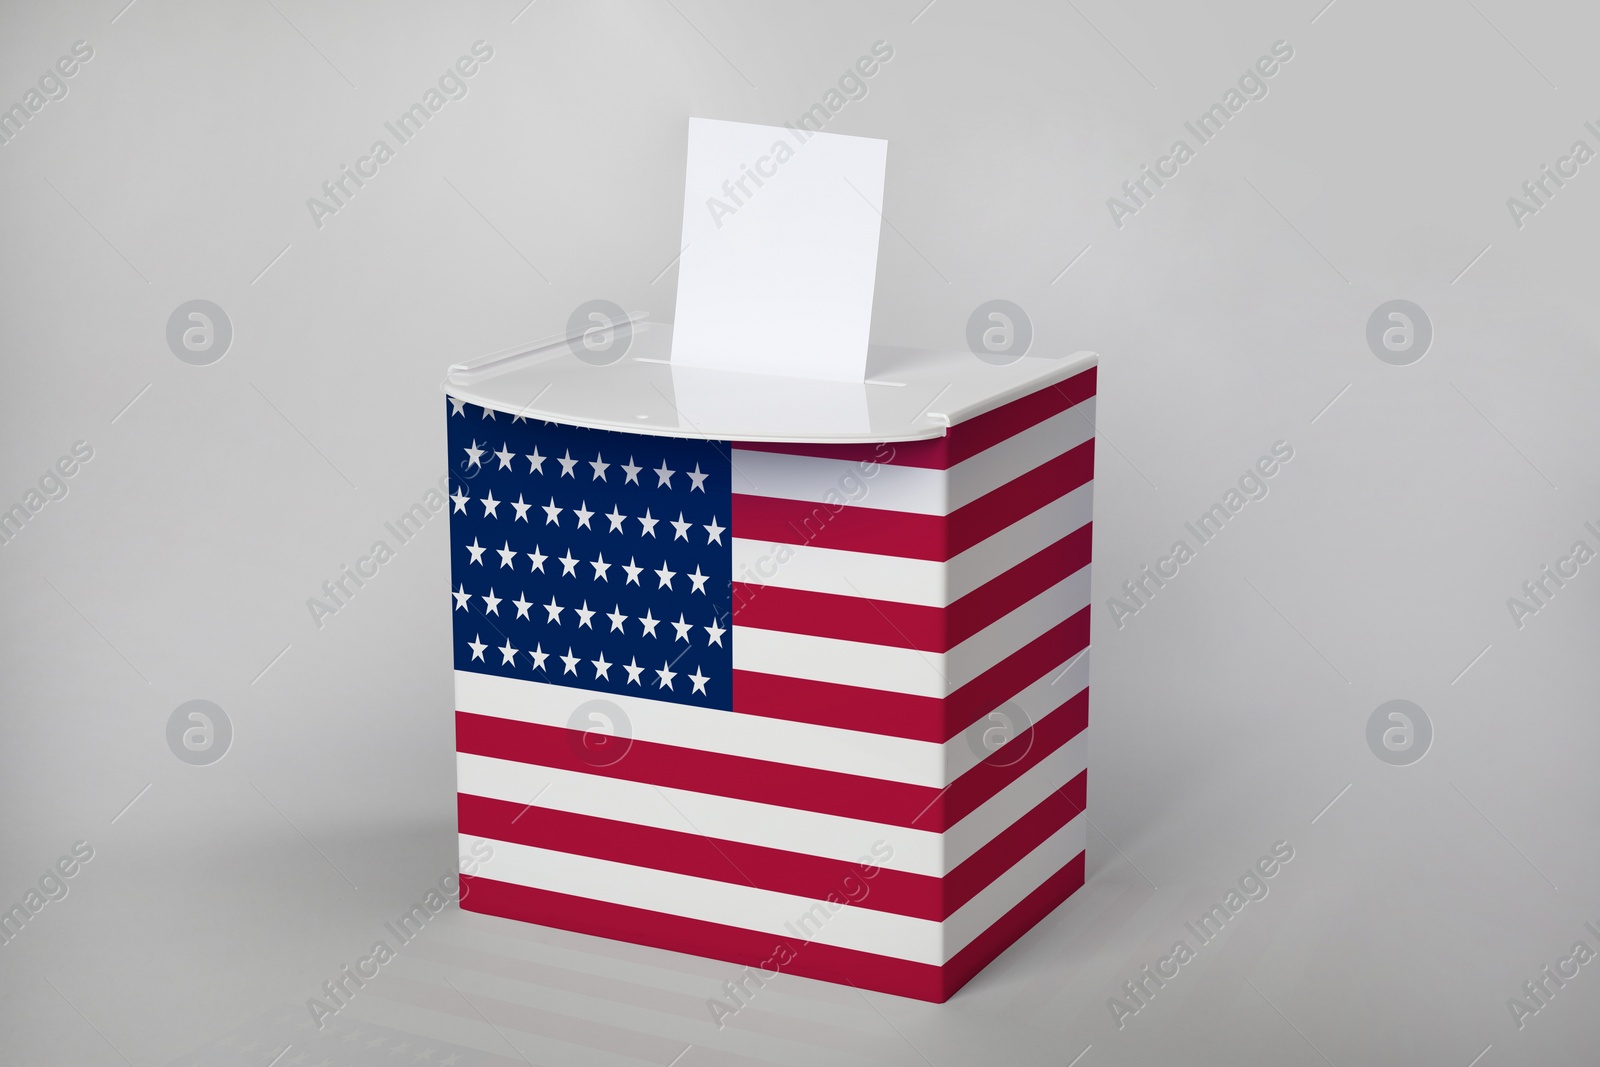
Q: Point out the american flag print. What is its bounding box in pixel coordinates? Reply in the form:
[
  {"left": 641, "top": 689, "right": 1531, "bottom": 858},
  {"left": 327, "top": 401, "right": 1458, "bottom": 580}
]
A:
[
  {"left": 445, "top": 400, "right": 733, "bottom": 708},
  {"left": 448, "top": 364, "right": 1097, "bottom": 1003}
]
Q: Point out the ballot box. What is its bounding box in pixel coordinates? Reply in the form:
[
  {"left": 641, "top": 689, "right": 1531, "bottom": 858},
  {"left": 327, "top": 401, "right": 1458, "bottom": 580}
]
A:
[{"left": 443, "top": 116, "right": 1098, "bottom": 1001}]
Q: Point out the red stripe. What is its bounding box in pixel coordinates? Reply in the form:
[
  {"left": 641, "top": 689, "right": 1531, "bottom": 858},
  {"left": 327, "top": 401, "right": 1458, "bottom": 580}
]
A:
[
  {"left": 937, "top": 849, "right": 1085, "bottom": 996},
  {"left": 458, "top": 682, "right": 1084, "bottom": 841},
  {"left": 730, "top": 605, "right": 1090, "bottom": 743},
  {"left": 458, "top": 793, "right": 939, "bottom": 919},
  {"left": 945, "top": 771, "right": 1086, "bottom": 915},
  {"left": 947, "top": 523, "right": 1090, "bottom": 646},
  {"left": 948, "top": 441, "right": 1094, "bottom": 556},
  {"left": 457, "top": 710, "right": 943, "bottom": 828},
  {"left": 458, "top": 773, "right": 1085, "bottom": 922},
  {"left": 734, "top": 367, "right": 1098, "bottom": 471},
  {"left": 457, "top": 683, "right": 1084, "bottom": 833},
  {"left": 931, "top": 690, "right": 1088, "bottom": 830},
  {"left": 946, "top": 365, "right": 1097, "bottom": 466},
  {"left": 945, "top": 606, "right": 1090, "bottom": 740},
  {"left": 459, "top": 850, "right": 1085, "bottom": 1003},
  {"left": 731, "top": 522, "right": 1090, "bottom": 651},
  {"left": 731, "top": 672, "right": 944, "bottom": 742},
  {"left": 730, "top": 439, "right": 1092, "bottom": 561},
  {"left": 731, "top": 493, "right": 946, "bottom": 560}
]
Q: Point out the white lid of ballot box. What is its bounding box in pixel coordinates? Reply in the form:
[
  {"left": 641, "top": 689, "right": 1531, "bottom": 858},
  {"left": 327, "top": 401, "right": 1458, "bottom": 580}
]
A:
[{"left": 443, "top": 321, "right": 1097, "bottom": 445}]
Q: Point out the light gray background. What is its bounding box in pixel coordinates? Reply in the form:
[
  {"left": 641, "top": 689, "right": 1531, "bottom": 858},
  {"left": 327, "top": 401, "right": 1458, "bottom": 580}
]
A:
[{"left": 3, "top": 1, "right": 1597, "bottom": 1064}]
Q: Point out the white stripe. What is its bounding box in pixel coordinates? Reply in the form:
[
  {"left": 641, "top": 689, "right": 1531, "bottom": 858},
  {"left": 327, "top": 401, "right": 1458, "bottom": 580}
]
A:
[
  {"left": 946, "top": 733, "right": 1085, "bottom": 868},
  {"left": 946, "top": 646, "right": 1090, "bottom": 781},
  {"left": 734, "top": 565, "right": 1091, "bottom": 697},
  {"left": 946, "top": 815, "right": 1085, "bottom": 955},
  {"left": 456, "top": 732, "right": 1087, "bottom": 878},
  {"left": 460, "top": 815, "right": 1084, "bottom": 965},
  {"left": 732, "top": 483, "right": 1093, "bottom": 606},
  {"left": 456, "top": 651, "right": 1087, "bottom": 789},
  {"left": 729, "top": 398, "right": 1095, "bottom": 516},
  {"left": 457, "top": 670, "right": 943, "bottom": 786}
]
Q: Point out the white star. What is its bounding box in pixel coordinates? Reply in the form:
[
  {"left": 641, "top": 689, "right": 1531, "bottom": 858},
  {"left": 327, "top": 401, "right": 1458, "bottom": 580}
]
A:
[
  {"left": 450, "top": 488, "right": 469, "bottom": 514},
  {"left": 605, "top": 505, "right": 626, "bottom": 533},
  {"left": 623, "top": 657, "right": 644, "bottom": 685},
  {"left": 558, "top": 450, "right": 578, "bottom": 478},
  {"left": 689, "top": 667, "right": 710, "bottom": 695},
  {"left": 638, "top": 609, "right": 660, "bottom": 638},
  {"left": 526, "top": 448, "right": 546, "bottom": 474},
  {"left": 655, "top": 561, "right": 676, "bottom": 589},
  {"left": 687, "top": 463, "right": 708, "bottom": 492},
  {"left": 497, "top": 541, "right": 517, "bottom": 568},
  {"left": 704, "top": 618, "right": 726, "bottom": 646},
  {"left": 543, "top": 596, "right": 564, "bottom": 623},
  {"left": 450, "top": 396, "right": 467, "bottom": 416},
  {"left": 656, "top": 661, "right": 677, "bottom": 689},
  {"left": 637, "top": 509, "right": 659, "bottom": 537},
  {"left": 498, "top": 639, "right": 518, "bottom": 665},
  {"left": 513, "top": 592, "right": 532, "bottom": 619},
  {"left": 560, "top": 648, "right": 580, "bottom": 675},
  {"left": 542, "top": 498, "right": 562, "bottom": 525},
  {"left": 529, "top": 644, "right": 549, "bottom": 671},
  {"left": 511, "top": 494, "right": 531, "bottom": 522},
  {"left": 703, "top": 516, "right": 725, "bottom": 544},
  {"left": 621, "top": 456, "right": 642, "bottom": 484},
  {"left": 622, "top": 557, "right": 643, "bottom": 585},
  {"left": 465, "top": 538, "right": 486, "bottom": 565},
  {"left": 495, "top": 443, "right": 514, "bottom": 470},
  {"left": 575, "top": 601, "right": 596, "bottom": 628},
  {"left": 527, "top": 545, "right": 547, "bottom": 573},
  {"left": 468, "top": 634, "right": 486, "bottom": 661},
  {"left": 654, "top": 460, "right": 675, "bottom": 487},
  {"left": 464, "top": 440, "right": 484, "bottom": 469},
  {"left": 687, "top": 566, "right": 708, "bottom": 594},
  {"left": 481, "top": 588, "right": 501, "bottom": 615},
  {"left": 481, "top": 491, "right": 500, "bottom": 518},
  {"left": 480, "top": 407, "right": 495, "bottom": 419},
  {"left": 559, "top": 549, "right": 579, "bottom": 576},
  {"left": 452, "top": 584, "right": 470, "bottom": 611},
  {"left": 573, "top": 501, "right": 594, "bottom": 529},
  {"left": 606, "top": 605, "right": 628, "bottom": 632},
  {"left": 592, "top": 652, "right": 612, "bottom": 679},
  {"left": 590, "top": 553, "right": 611, "bottom": 581},
  {"left": 670, "top": 613, "right": 693, "bottom": 642},
  {"left": 670, "top": 512, "right": 692, "bottom": 541},
  {"left": 589, "top": 454, "right": 610, "bottom": 480}
]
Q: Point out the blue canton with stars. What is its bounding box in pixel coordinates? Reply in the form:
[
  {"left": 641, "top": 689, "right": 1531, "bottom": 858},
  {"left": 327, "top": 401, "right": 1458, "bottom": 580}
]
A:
[{"left": 446, "top": 397, "right": 734, "bottom": 710}]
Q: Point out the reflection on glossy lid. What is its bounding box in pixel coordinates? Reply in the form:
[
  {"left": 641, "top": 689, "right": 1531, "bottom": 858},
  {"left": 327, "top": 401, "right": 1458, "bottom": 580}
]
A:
[{"left": 443, "top": 321, "right": 1097, "bottom": 444}]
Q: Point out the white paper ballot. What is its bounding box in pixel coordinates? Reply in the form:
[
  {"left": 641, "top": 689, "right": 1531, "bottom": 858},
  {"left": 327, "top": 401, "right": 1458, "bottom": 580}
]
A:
[
  {"left": 669, "top": 117, "right": 887, "bottom": 383},
  {"left": 669, "top": 363, "right": 871, "bottom": 439}
]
